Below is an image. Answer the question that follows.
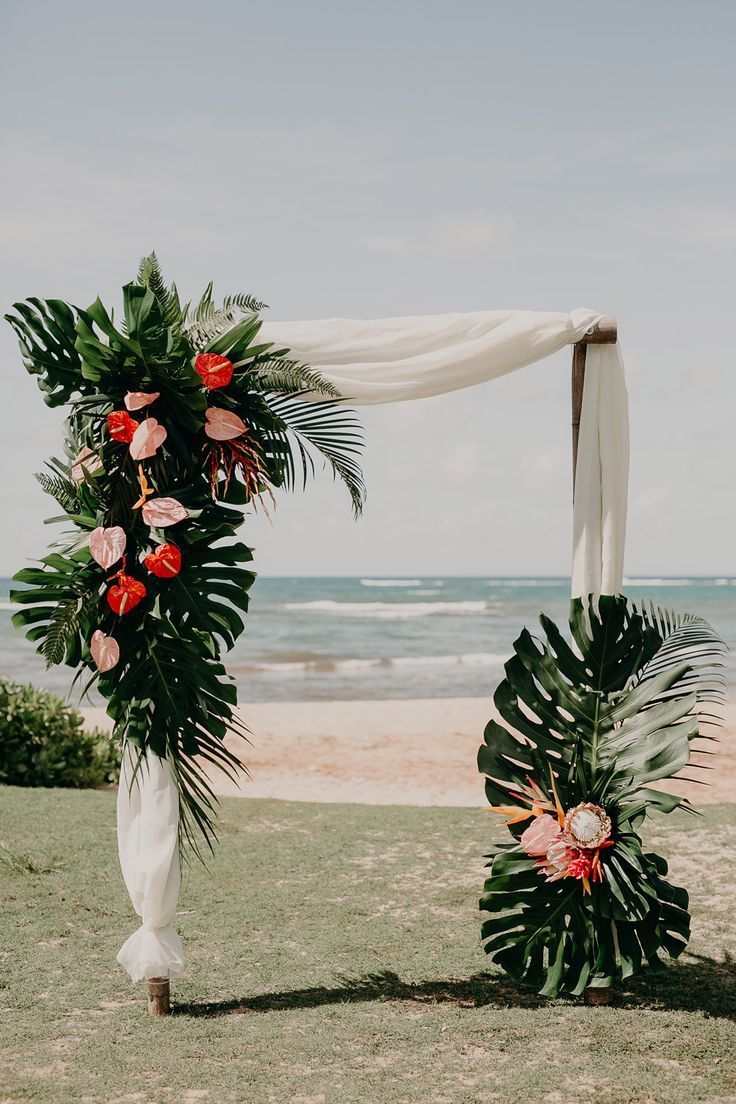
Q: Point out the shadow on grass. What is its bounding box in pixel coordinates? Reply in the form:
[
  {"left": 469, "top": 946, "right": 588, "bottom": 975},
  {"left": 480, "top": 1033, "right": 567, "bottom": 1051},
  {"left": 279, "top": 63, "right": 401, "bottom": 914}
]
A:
[{"left": 175, "top": 952, "right": 736, "bottom": 1019}]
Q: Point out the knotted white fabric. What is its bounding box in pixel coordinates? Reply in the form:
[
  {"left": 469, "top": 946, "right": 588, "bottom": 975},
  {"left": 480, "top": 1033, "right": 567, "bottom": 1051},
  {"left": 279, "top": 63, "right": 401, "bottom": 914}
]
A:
[
  {"left": 116, "top": 305, "right": 629, "bottom": 980},
  {"left": 116, "top": 746, "right": 184, "bottom": 982}
]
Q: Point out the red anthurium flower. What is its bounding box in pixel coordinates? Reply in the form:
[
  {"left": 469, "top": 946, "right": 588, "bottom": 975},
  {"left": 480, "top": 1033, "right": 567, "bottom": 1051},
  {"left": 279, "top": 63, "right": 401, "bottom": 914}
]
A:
[
  {"left": 107, "top": 410, "right": 139, "bottom": 444},
  {"left": 144, "top": 543, "right": 182, "bottom": 578},
  {"left": 194, "top": 353, "right": 234, "bottom": 390},
  {"left": 107, "top": 574, "right": 147, "bottom": 615}
]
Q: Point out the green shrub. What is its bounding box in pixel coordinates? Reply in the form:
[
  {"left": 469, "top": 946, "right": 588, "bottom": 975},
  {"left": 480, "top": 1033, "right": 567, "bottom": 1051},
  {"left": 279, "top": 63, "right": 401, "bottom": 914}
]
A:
[{"left": 0, "top": 678, "right": 120, "bottom": 788}]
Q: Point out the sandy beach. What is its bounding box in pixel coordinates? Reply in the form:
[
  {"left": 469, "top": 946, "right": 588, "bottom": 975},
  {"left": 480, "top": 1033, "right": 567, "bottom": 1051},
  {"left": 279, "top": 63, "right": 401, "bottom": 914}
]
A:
[{"left": 83, "top": 697, "right": 736, "bottom": 807}]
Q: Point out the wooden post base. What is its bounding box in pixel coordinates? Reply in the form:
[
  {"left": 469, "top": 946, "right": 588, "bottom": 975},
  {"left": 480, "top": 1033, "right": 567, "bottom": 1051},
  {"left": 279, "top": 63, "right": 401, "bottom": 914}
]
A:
[
  {"left": 584, "top": 985, "right": 613, "bottom": 1006},
  {"left": 147, "top": 976, "right": 171, "bottom": 1017}
]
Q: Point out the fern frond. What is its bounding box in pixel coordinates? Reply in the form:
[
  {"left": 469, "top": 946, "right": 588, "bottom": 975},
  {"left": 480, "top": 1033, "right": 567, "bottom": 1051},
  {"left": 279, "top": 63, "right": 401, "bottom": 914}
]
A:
[
  {"left": 249, "top": 358, "right": 341, "bottom": 398},
  {"left": 35, "top": 470, "right": 80, "bottom": 514},
  {"left": 223, "top": 292, "right": 268, "bottom": 313},
  {"left": 137, "top": 252, "right": 182, "bottom": 328},
  {"left": 185, "top": 288, "right": 267, "bottom": 351},
  {"left": 41, "top": 588, "right": 98, "bottom": 668}
]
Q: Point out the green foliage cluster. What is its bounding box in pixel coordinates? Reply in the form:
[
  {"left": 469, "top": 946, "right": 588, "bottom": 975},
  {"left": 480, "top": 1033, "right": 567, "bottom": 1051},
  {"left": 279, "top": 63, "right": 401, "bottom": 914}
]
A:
[
  {"left": 478, "top": 595, "right": 726, "bottom": 997},
  {"left": 0, "top": 677, "right": 119, "bottom": 788},
  {"left": 5, "top": 254, "right": 364, "bottom": 851}
]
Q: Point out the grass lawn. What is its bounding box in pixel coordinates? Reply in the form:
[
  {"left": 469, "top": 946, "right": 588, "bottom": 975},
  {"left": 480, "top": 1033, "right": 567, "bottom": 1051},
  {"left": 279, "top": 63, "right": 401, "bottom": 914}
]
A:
[{"left": 1, "top": 786, "right": 736, "bottom": 1104}]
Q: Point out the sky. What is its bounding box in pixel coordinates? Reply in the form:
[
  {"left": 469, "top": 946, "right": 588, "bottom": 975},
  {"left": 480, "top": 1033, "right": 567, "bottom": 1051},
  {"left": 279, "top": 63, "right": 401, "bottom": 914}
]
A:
[{"left": 1, "top": 0, "right": 734, "bottom": 577}]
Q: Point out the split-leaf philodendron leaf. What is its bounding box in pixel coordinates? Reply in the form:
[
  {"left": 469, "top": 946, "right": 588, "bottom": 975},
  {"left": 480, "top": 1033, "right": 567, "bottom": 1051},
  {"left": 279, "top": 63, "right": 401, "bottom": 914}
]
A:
[
  {"left": 7, "top": 254, "right": 365, "bottom": 856},
  {"left": 478, "top": 595, "right": 726, "bottom": 997}
]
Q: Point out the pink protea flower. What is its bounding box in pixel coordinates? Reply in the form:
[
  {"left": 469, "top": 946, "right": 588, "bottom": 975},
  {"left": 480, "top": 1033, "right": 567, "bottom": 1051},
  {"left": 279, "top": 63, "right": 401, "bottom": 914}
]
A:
[
  {"left": 71, "top": 446, "right": 103, "bottom": 484},
  {"left": 520, "top": 814, "right": 562, "bottom": 858},
  {"left": 129, "top": 417, "right": 167, "bottom": 461},
  {"left": 541, "top": 840, "right": 576, "bottom": 882},
  {"left": 124, "top": 391, "right": 160, "bottom": 411}
]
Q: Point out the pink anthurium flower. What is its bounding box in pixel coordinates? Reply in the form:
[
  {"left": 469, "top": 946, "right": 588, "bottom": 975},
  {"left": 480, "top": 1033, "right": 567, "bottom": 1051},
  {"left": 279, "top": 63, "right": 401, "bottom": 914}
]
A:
[
  {"left": 129, "top": 418, "right": 168, "bottom": 461},
  {"left": 141, "top": 497, "right": 189, "bottom": 528},
  {"left": 124, "top": 391, "right": 160, "bottom": 411},
  {"left": 89, "top": 526, "right": 127, "bottom": 570},
  {"left": 204, "top": 407, "right": 247, "bottom": 441},
  {"left": 90, "top": 630, "right": 120, "bottom": 672},
  {"left": 71, "top": 446, "right": 103, "bottom": 484}
]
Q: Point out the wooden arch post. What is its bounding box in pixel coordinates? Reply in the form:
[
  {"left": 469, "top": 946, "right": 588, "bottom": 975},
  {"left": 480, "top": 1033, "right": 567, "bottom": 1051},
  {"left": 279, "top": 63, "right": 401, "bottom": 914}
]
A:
[
  {"left": 571, "top": 315, "right": 618, "bottom": 1007},
  {"left": 143, "top": 315, "right": 618, "bottom": 1019}
]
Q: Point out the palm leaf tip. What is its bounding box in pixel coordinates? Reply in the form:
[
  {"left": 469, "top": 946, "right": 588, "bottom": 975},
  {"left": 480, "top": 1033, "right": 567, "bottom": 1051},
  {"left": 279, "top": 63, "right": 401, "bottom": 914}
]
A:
[{"left": 263, "top": 393, "right": 366, "bottom": 516}]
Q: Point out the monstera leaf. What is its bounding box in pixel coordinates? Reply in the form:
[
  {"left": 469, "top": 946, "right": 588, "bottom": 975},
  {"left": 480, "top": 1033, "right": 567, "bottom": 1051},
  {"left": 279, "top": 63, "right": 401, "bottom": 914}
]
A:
[
  {"left": 6, "top": 255, "right": 365, "bottom": 853},
  {"left": 478, "top": 595, "right": 725, "bottom": 997}
]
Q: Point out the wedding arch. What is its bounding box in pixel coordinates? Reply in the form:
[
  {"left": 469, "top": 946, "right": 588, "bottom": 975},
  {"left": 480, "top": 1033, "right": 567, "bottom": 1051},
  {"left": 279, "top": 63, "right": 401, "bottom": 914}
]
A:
[{"left": 8, "top": 265, "right": 631, "bottom": 1013}]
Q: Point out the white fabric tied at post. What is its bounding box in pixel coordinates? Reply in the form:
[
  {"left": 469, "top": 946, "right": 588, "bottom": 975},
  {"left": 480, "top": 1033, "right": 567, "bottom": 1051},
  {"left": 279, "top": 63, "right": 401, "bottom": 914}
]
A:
[
  {"left": 262, "top": 306, "right": 629, "bottom": 595},
  {"left": 116, "top": 305, "right": 629, "bottom": 982},
  {"left": 570, "top": 342, "right": 629, "bottom": 598},
  {"left": 116, "top": 747, "right": 184, "bottom": 982}
]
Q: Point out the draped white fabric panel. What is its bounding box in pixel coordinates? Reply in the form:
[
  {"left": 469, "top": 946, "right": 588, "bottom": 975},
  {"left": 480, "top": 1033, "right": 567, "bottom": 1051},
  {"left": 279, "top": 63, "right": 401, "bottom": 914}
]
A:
[
  {"left": 117, "top": 306, "right": 629, "bottom": 981},
  {"left": 116, "top": 747, "right": 184, "bottom": 982},
  {"left": 260, "top": 307, "right": 601, "bottom": 404}
]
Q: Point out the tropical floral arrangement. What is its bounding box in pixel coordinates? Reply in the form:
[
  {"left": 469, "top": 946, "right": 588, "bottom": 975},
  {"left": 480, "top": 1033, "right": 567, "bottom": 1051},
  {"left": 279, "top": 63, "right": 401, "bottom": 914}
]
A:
[
  {"left": 478, "top": 595, "right": 725, "bottom": 999},
  {"left": 6, "top": 254, "right": 363, "bottom": 851}
]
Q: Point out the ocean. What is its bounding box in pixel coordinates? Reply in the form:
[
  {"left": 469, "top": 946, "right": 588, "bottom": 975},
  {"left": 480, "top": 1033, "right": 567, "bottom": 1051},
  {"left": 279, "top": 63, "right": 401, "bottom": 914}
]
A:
[{"left": 1, "top": 576, "right": 734, "bottom": 704}]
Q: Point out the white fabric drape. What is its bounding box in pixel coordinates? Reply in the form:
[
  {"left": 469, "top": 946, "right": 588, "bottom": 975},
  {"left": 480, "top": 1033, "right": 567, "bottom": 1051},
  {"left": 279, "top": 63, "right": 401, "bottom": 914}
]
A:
[
  {"left": 116, "top": 306, "right": 629, "bottom": 981},
  {"left": 116, "top": 747, "right": 184, "bottom": 982}
]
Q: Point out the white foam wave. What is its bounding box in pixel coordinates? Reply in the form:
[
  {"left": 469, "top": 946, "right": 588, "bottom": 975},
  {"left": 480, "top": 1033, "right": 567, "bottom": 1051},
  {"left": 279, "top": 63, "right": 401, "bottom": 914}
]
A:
[
  {"left": 284, "top": 599, "right": 490, "bottom": 620},
  {"left": 487, "top": 579, "right": 555, "bottom": 587},
  {"left": 360, "top": 579, "right": 423, "bottom": 588},
  {"left": 623, "top": 578, "right": 693, "bottom": 587},
  {"left": 239, "top": 652, "right": 505, "bottom": 676}
]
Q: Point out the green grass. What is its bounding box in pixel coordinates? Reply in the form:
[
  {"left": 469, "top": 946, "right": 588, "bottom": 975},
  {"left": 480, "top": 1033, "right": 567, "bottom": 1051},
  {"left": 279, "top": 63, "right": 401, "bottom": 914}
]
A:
[{"left": 1, "top": 786, "right": 736, "bottom": 1104}]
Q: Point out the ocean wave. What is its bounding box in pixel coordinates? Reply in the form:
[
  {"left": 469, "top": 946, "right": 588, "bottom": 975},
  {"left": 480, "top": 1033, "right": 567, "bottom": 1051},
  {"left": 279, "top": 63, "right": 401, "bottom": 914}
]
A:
[
  {"left": 623, "top": 578, "right": 693, "bottom": 587},
  {"left": 283, "top": 599, "right": 491, "bottom": 619},
  {"left": 487, "top": 579, "right": 559, "bottom": 587},
  {"left": 235, "top": 652, "right": 506, "bottom": 676},
  {"left": 360, "top": 579, "right": 423, "bottom": 587}
]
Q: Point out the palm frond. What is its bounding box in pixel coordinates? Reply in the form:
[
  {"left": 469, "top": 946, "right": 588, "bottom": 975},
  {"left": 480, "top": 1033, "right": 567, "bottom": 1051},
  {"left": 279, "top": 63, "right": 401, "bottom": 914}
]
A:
[
  {"left": 634, "top": 601, "right": 728, "bottom": 710},
  {"left": 262, "top": 392, "right": 366, "bottom": 516}
]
